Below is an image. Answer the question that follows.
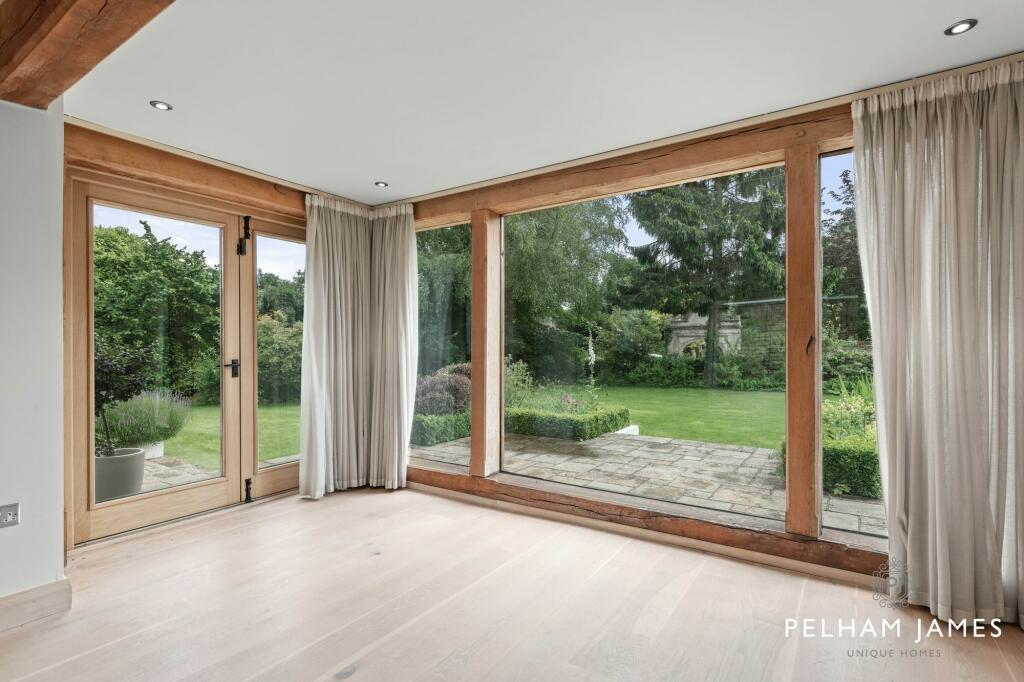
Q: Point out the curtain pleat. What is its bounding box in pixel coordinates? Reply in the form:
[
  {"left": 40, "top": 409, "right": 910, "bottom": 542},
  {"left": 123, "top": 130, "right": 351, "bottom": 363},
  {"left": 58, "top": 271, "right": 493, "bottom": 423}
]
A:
[
  {"left": 299, "top": 195, "right": 417, "bottom": 498},
  {"left": 854, "top": 61, "right": 1024, "bottom": 625},
  {"left": 368, "top": 205, "right": 418, "bottom": 488}
]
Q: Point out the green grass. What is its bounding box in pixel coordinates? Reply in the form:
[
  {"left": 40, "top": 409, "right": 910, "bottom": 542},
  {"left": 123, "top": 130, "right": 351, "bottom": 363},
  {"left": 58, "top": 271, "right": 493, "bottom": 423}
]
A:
[
  {"left": 168, "top": 387, "right": 789, "bottom": 469},
  {"left": 163, "top": 403, "right": 300, "bottom": 472},
  {"left": 256, "top": 403, "right": 300, "bottom": 463},
  {"left": 530, "top": 385, "right": 786, "bottom": 450}
]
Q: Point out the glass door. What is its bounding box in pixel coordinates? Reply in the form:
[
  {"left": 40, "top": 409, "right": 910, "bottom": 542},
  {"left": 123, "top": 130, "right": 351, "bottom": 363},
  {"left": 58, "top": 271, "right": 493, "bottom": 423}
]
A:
[
  {"left": 239, "top": 219, "right": 305, "bottom": 498},
  {"left": 74, "top": 186, "right": 243, "bottom": 541}
]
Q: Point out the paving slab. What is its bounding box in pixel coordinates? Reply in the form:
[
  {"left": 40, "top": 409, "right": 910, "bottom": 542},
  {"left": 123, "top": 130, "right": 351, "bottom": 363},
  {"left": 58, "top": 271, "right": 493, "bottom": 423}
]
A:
[{"left": 412, "top": 431, "right": 887, "bottom": 537}]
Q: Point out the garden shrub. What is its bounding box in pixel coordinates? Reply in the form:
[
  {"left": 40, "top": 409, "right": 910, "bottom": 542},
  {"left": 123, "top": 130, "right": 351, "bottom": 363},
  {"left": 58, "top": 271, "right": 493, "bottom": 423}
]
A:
[
  {"left": 624, "top": 354, "right": 702, "bottom": 387},
  {"left": 504, "top": 358, "right": 535, "bottom": 408},
  {"left": 410, "top": 411, "right": 471, "bottom": 446},
  {"left": 256, "top": 312, "right": 303, "bottom": 404},
  {"left": 519, "top": 326, "right": 588, "bottom": 384},
  {"left": 822, "top": 393, "right": 874, "bottom": 440},
  {"left": 823, "top": 427, "right": 881, "bottom": 498},
  {"left": 822, "top": 325, "right": 873, "bottom": 392},
  {"left": 415, "top": 373, "right": 471, "bottom": 415},
  {"left": 102, "top": 389, "right": 190, "bottom": 447},
  {"left": 505, "top": 406, "right": 630, "bottom": 441},
  {"left": 595, "top": 309, "right": 668, "bottom": 379},
  {"left": 439, "top": 362, "right": 472, "bottom": 380},
  {"left": 781, "top": 391, "right": 881, "bottom": 498}
]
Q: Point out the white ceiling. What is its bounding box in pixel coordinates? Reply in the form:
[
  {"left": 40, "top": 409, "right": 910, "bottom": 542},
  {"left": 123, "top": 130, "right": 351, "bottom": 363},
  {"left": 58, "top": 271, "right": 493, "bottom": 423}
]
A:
[{"left": 65, "top": 0, "right": 1024, "bottom": 205}]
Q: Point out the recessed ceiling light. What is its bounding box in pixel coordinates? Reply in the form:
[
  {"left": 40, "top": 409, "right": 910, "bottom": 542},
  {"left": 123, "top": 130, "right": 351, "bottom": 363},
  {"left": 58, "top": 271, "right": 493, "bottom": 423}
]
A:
[
  {"left": 374, "top": 181, "right": 389, "bottom": 188},
  {"left": 944, "top": 18, "right": 977, "bottom": 36},
  {"left": 149, "top": 100, "right": 173, "bottom": 111}
]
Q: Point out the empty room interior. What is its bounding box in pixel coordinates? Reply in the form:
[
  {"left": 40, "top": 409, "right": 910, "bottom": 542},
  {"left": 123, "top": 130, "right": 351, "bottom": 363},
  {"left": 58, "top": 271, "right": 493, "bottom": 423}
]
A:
[{"left": 2, "top": 1, "right": 1024, "bottom": 680}]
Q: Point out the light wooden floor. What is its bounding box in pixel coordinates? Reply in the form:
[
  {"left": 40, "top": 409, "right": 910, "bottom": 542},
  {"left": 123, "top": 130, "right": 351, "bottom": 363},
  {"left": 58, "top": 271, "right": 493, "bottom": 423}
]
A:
[{"left": 1, "top": 489, "right": 1022, "bottom": 681}]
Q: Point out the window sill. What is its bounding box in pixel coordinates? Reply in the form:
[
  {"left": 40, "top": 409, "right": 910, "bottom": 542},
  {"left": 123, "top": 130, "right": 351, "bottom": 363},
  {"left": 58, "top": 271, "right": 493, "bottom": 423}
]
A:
[{"left": 407, "top": 460, "right": 886, "bottom": 576}]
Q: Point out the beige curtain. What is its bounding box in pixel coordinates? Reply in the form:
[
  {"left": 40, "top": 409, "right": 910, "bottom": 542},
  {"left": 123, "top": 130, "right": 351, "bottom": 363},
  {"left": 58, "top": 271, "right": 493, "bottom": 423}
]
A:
[
  {"left": 299, "top": 196, "right": 417, "bottom": 498},
  {"left": 368, "top": 205, "right": 418, "bottom": 488},
  {"left": 854, "top": 61, "right": 1024, "bottom": 625}
]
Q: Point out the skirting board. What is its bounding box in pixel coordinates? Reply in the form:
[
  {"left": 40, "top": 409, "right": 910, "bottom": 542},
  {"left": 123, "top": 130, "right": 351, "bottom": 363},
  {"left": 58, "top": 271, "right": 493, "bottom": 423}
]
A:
[
  {"left": 0, "top": 578, "right": 71, "bottom": 633},
  {"left": 408, "top": 482, "right": 875, "bottom": 589}
]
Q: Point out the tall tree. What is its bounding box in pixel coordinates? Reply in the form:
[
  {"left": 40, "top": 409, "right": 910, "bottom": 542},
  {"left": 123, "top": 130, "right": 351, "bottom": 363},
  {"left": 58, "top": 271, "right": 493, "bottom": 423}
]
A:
[
  {"left": 820, "top": 168, "right": 869, "bottom": 340},
  {"left": 93, "top": 221, "right": 221, "bottom": 398},
  {"left": 623, "top": 167, "right": 786, "bottom": 386},
  {"left": 503, "top": 198, "right": 626, "bottom": 380},
  {"left": 256, "top": 269, "right": 305, "bottom": 323},
  {"left": 416, "top": 224, "right": 472, "bottom": 374}
]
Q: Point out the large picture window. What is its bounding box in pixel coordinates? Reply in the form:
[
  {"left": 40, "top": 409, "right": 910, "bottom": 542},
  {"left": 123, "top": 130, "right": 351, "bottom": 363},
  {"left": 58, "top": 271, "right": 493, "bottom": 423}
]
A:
[
  {"left": 409, "top": 223, "right": 473, "bottom": 467},
  {"left": 500, "top": 168, "right": 789, "bottom": 521}
]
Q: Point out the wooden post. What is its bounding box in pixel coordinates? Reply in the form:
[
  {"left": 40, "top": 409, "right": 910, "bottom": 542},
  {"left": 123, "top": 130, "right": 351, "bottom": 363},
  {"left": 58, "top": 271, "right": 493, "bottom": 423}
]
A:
[
  {"left": 469, "top": 209, "right": 503, "bottom": 477},
  {"left": 785, "top": 143, "right": 822, "bottom": 537}
]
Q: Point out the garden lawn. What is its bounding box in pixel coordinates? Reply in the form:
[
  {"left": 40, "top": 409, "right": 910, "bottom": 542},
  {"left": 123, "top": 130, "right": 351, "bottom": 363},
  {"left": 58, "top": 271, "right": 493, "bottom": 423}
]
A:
[
  {"left": 163, "top": 403, "right": 300, "bottom": 472},
  {"left": 534, "top": 385, "right": 786, "bottom": 450}
]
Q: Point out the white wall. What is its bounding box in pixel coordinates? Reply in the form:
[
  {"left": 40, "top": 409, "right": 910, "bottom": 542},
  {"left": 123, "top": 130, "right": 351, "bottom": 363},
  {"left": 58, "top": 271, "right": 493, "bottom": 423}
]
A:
[{"left": 0, "top": 97, "right": 65, "bottom": 598}]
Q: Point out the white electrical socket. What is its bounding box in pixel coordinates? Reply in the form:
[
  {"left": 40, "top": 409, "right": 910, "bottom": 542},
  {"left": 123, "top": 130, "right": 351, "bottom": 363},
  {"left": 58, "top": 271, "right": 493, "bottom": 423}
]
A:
[{"left": 0, "top": 503, "right": 20, "bottom": 528}]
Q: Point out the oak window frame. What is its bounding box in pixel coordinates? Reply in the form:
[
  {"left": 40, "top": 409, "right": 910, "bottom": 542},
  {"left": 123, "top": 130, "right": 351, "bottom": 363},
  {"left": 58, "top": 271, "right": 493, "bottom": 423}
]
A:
[{"left": 409, "top": 106, "right": 884, "bottom": 575}]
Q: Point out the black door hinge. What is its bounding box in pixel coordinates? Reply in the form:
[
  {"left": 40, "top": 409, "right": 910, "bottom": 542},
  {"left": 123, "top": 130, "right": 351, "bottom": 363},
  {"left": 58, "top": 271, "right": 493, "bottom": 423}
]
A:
[
  {"left": 244, "top": 478, "right": 253, "bottom": 503},
  {"left": 237, "top": 216, "right": 252, "bottom": 255}
]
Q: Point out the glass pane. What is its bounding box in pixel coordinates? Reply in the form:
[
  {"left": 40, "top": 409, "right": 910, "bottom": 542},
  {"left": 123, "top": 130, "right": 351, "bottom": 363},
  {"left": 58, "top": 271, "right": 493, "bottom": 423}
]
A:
[
  {"left": 409, "top": 224, "right": 472, "bottom": 467},
  {"left": 820, "top": 152, "right": 886, "bottom": 537},
  {"left": 502, "top": 168, "right": 787, "bottom": 522},
  {"left": 92, "top": 203, "right": 223, "bottom": 502},
  {"left": 256, "top": 235, "right": 306, "bottom": 468}
]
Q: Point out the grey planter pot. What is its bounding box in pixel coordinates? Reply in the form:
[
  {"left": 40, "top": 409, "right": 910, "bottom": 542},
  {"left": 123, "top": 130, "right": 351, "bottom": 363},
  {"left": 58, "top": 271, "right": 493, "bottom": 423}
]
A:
[{"left": 95, "top": 447, "right": 146, "bottom": 503}]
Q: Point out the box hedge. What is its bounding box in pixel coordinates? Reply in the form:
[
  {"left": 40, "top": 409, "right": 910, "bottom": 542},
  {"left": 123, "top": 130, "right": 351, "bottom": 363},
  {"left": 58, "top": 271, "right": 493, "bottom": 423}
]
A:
[
  {"left": 822, "top": 432, "right": 882, "bottom": 498},
  {"left": 780, "top": 429, "right": 881, "bottom": 499},
  {"left": 504, "top": 406, "right": 630, "bottom": 441},
  {"left": 410, "top": 411, "right": 470, "bottom": 446},
  {"left": 410, "top": 405, "right": 631, "bottom": 446}
]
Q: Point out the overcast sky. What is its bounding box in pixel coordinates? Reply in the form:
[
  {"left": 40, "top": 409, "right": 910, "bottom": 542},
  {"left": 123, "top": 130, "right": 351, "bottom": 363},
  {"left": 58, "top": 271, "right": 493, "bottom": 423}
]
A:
[{"left": 92, "top": 204, "right": 305, "bottom": 279}]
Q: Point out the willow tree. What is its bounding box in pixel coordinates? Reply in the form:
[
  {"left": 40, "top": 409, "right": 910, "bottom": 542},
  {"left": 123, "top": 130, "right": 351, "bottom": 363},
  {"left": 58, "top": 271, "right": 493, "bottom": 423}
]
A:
[{"left": 623, "top": 167, "right": 786, "bottom": 386}]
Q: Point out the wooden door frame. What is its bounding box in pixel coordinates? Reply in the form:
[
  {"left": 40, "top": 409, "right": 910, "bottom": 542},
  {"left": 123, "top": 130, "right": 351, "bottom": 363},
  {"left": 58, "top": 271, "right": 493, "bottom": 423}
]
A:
[
  {"left": 66, "top": 178, "right": 243, "bottom": 542},
  {"left": 63, "top": 127, "right": 306, "bottom": 548}
]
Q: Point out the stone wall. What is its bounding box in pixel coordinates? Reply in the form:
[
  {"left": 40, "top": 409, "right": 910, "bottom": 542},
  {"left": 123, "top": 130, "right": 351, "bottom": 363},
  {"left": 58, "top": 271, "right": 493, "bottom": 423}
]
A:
[{"left": 667, "top": 312, "right": 741, "bottom": 355}]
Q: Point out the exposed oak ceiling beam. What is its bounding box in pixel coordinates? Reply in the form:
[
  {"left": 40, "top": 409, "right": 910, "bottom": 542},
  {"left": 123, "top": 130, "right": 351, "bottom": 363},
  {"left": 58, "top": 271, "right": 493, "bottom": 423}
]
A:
[{"left": 0, "top": 0, "right": 173, "bottom": 109}]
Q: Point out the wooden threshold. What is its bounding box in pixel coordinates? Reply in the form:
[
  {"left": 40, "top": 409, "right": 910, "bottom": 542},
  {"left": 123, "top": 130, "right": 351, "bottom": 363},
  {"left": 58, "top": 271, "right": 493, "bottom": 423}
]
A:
[{"left": 407, "top": 464, "right": 885, "bottom": 576}]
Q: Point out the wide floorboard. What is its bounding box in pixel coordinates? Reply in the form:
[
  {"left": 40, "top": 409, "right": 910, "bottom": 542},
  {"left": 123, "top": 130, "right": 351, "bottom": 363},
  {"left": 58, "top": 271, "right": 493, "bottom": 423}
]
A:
[{"left": 1, "top": 489, "right": 1021, "bottom": 681}]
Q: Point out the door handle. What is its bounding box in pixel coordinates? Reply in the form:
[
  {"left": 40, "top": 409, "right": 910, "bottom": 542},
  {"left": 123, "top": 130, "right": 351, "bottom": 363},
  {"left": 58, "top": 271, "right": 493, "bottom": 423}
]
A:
[{"left": 224, "top": 359, "right": 240, "bottom": 378}]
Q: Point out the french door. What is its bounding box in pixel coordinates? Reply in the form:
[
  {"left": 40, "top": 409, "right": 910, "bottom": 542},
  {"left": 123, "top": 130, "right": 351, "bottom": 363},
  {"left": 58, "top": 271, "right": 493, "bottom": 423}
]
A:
[{"left": 67, "top": 178, "right": 304, "bottom": 543}]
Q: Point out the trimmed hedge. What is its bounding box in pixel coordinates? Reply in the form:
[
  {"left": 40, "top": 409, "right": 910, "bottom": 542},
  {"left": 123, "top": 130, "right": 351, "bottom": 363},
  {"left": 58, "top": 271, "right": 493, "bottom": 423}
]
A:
[
  {"left": 411, "top": 405, "right": 631, "bottom": 446},
  {"left": 822, "top": 432, "right": 881, "bottom": 498},
  {"left": 780, "top": 430, "right": 881, "bottom": 498},
  {"left": 410, "top": 411, "right": 470, "bottom": 446},
  {"left": 505, "top": 406, "right": 630, "bottom": 441}
]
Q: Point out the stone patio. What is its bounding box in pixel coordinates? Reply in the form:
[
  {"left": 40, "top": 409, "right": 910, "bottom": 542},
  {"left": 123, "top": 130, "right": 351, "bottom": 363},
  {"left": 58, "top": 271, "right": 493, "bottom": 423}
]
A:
[
  {"left": 142, "top": 457, "right": 218, "bottom": 493},
  {"left": 412, "top": 432, "right": 887, "bottom": 537},
  {"left": 141, "top": 454, "right": 298, "bottom": 494}
]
